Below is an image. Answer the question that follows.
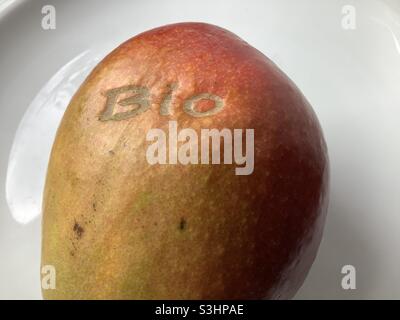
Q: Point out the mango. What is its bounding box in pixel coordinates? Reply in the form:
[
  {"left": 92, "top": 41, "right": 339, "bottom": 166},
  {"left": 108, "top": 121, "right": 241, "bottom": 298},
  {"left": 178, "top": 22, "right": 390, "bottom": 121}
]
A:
[{"left": 41, "top": 22, "right": 329, "bottom": 299}]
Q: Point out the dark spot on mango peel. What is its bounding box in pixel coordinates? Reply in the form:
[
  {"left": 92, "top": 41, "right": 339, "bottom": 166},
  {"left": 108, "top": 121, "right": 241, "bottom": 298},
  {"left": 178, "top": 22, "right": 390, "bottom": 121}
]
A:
[
  {"left": 109, "top": 150, "right": 115, "bottom": 156},
  {"left": 179, "top": 218, "right": 186, "bottom": 231},
  {"left": 73, "top": 222, "right": 84, "bottom": 239}
]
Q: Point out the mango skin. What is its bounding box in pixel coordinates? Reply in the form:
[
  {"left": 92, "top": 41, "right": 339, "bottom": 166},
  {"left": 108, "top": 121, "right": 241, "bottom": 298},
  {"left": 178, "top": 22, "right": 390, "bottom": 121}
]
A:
[{"left": 41, "top": 22, "right": 329, "bottom": 299}]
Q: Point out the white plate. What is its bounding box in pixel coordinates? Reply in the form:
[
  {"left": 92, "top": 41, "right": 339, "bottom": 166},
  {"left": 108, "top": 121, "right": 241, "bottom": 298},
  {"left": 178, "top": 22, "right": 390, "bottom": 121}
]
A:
[{"left": 1, "top": 0, "right": 400, "bottom": 299}]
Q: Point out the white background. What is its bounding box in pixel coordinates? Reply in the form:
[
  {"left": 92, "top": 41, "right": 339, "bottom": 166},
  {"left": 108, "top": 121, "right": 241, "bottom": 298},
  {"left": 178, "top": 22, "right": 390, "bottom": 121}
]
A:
[{"left": 0, "top": 0, "right": 400, "bottom": 299}]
